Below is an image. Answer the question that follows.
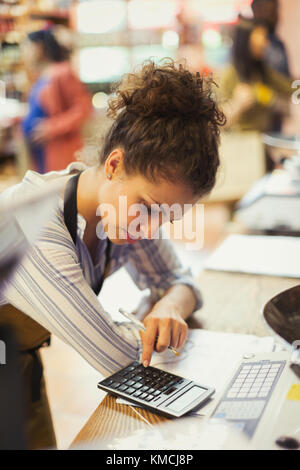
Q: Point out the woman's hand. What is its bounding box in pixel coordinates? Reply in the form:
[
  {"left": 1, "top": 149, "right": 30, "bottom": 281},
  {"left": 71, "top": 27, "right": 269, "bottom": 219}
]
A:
[
  {"left": 233, "top": 83, "right": 255, "bottom": 112},
  {"left": 140, "top": 302, "right": 188, "bottom": 367},
  {"left": 31, "top": 122, "right": 48, "bottom": 145}
]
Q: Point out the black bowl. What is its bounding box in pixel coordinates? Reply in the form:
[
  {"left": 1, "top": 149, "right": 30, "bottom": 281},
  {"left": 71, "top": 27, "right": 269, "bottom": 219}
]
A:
[{"left": 262, "top": 285, "right": 300, "bottom": 348}]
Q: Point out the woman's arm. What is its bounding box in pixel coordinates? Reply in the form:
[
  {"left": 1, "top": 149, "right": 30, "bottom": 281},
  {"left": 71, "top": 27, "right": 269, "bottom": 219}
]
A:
[
  {"left": 218, "top": 65, "right": 255, "bottom": 128},
  {"left": 3, "top": 241, "right": 142, "bottom": 377},
  {"left": 125, "top": 236, "right": 202, "bottom": 366}
]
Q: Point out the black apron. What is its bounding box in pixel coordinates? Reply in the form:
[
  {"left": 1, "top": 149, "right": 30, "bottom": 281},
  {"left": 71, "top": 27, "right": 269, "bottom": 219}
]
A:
[{"left": 64, "top": 171, "right": 111, "bottom": 295}]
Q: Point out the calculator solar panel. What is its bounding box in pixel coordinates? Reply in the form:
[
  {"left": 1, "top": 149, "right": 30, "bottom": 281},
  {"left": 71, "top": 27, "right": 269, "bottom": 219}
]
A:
[{"left": 98, "top": 361, "right": 215, "bottom": 418}]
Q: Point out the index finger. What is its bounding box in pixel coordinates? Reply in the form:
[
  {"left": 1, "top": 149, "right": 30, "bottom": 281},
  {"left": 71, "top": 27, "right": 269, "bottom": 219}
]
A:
[{"left": 140, "top": 320, "right": 158, "bottom": 367}]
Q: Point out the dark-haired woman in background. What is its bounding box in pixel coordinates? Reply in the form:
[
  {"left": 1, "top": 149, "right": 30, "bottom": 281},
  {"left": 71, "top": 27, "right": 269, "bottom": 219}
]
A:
[
  {"left": 0, "top": 60, "right": 225, "bottom": 448},
  {"left": 22, "top": 28, "right": 92, "bottom": 173},
  {"left": 219, "top": 19, "right": 292, "bottom": 133}
]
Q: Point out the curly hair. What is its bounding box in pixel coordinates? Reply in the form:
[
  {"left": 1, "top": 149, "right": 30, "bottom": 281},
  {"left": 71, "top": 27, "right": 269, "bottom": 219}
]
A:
[{"left": 99, "top": 59, "right": 226, "bottom": 197}]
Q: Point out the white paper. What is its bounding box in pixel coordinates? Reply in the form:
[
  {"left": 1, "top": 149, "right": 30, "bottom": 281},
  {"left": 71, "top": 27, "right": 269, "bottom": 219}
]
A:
[{"left": 204, "top": 234, "right": 300, "bottom": 278}]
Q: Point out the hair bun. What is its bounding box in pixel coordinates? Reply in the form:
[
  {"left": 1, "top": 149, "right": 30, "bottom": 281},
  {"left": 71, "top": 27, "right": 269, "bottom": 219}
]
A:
[{"left": 108, "top": 60, "right": 217, "bottom": 121}]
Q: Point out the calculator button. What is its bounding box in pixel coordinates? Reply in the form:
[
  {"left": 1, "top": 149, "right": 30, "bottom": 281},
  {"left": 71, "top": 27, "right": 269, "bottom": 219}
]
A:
[
  {"left": 125, "top": 380, "right": 135, "bottom": 387},
  {"left": 141, "top": 386, "right": 150, "bottom": 392},
  {"left": 118, "top": 384, "right": 128, "bottom": 392},
  {"left": 258, "top": 391, "right": 269, "bottom": 397},
  {"left": 153, "top": 390, "right": 161, "bottom": 397},
  {"left": 135, "top": 376, "right": 143, "bottom": 382},
  {"left": 126, "top": 387, "right": 136, "bottom": 395},
  {"left": 132, "top": 382, "right": 143, "bottom": 389},
  {"left": 102, "top": 379, "right": 114, "bottom": 386},
  {"left": 248, "top": 392, "right": 258, "bottom": 398},
  {"left": 125, "top": 366, "right": 137, "bottom": 372},
  {"left": 148, "top": 388, "right": 156, "bottom": 394},
  {"left": 264, "top": 379, "right": 274, "bottom": 385},
  {"left": 111, "top": 382, "right": 121, "bottom": 389},
  {"left": 133, "top": 390, "right": 142, "bottom": 398},
  {"left": 167, "top": 380, "right": 177, "bottom": 387},
  {"left": 128, "top": 372, "right": 137, "bottom": 379},
  {"left": 152, "top": 383, "right": 161, "bottom": 390},
  {"left": 118, "top": 370, "right": 129, "bottom": 377},
  {"left": 165, "top": 386, "right": 177, "bottom": 396},
  {"left": 140, "top": 393, "right": 148, "bottom": 399},
  {"left": 145, "top": 395, "right": 154, "bottom": 402},
  {"left": 159, "top": 379, "right": 168, "bottom": 385},
  {"left": 118, "top": 377, "right": 128, "bottom": 384}
]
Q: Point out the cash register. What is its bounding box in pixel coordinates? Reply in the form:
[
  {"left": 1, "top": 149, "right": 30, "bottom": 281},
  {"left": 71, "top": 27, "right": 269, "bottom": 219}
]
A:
[{"left": 236, "top": 133, "right": 300, "bottom": 234}]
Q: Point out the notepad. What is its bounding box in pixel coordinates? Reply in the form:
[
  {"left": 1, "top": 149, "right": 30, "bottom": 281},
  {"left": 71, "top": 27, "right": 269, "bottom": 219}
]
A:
[{"left": 204, "top": 234, "right": 300, "bottom": 278}]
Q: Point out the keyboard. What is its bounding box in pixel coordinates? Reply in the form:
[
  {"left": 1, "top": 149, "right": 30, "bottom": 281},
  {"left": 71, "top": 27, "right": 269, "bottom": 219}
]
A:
[
  {"left": 211, "top": 359, "right": 286, "bottom": 437},
  {"left": 98, "top": 361, "right": 215, "bottom": 418}
]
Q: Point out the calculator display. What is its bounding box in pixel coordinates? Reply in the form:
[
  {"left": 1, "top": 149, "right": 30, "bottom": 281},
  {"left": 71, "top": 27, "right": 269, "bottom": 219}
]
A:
[{"left": 167, "top": 386, "right": 207, "bottom": 413}]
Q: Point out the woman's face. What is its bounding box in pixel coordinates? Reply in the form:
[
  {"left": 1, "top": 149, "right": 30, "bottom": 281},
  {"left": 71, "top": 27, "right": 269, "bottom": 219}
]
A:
[
  {"left": 249, "top": 26, "right": 269, "bottom": 60},
  {"left": 97, "top": 151, "right": 199, "bottom": 245}
]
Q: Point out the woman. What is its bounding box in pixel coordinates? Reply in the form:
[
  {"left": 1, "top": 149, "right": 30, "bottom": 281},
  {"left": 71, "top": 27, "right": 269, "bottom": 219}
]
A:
[
  {"left": 0, "top": 60, "right": 225, "bottom": 449},
  {"left": 219, "top": 19, "right": 292, "bottom": 132},
  {"left": 22, "top": 28, "right": 92, "bottom": 173}
]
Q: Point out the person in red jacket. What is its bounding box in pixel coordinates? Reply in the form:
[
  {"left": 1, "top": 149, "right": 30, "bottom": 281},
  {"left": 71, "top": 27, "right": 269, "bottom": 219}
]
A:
[{"left": 23, "top": 29, "right": 92, "bottom": 173}]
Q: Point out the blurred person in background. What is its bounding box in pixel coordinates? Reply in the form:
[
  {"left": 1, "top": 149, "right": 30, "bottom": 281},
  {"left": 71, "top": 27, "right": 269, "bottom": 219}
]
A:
[
  {"left": 251, "top": 0, "right": 290, "bottom": 77},
  {"left": 251, "top": 0, "right": 291, "bottom": 132},
  {"left": 22, "top": 28, "right": 92, "bottom": 173},
  {"left": 219, "top": 20, "right": 292, "bottom": 134}
]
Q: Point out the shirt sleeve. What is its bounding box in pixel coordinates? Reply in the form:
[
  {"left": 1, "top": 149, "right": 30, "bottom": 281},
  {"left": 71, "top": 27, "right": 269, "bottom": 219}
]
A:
[
  {"left": 124, "top": 236, "right": 203, "bottom": 311},
  {"left": 2, "top": 240, "right": 142, "bottom": 377}
]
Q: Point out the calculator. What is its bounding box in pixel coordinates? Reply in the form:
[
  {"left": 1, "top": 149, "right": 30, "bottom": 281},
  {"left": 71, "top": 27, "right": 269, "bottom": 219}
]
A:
[
  {"left": 98, "top": 361, "right": 215, "bottom": 418},
  {"left": 211, "top": 359, "right": 286, "bottom": 437}
]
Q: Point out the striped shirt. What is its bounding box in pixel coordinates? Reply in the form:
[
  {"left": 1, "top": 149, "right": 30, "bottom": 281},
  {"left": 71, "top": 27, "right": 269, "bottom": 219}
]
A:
[{"left": 0, "top": 162, "right": 202, "bottom": 377}]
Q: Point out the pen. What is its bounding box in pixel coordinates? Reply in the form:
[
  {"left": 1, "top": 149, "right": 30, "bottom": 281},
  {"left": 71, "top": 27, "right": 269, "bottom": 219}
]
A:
[{"left": 119, "top": 308, "right": 180, "bottom": 357}]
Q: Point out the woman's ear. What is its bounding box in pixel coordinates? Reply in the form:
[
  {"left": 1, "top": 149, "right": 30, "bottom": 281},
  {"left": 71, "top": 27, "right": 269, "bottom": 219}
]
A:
[{"left": 105, "top": 148, "right": 125, "bottom": 179}]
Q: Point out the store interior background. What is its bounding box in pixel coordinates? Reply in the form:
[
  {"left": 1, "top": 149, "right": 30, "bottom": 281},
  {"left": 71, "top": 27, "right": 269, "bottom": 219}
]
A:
[{"left": 1, "top": 0, "right": 300, "bottom": 448}]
